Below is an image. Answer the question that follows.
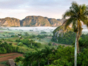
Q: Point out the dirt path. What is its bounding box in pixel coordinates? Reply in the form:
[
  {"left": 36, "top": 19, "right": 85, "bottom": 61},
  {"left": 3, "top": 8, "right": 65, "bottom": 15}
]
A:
[{"left": 0, "top": 53, "right": 23, "bottom": 62}]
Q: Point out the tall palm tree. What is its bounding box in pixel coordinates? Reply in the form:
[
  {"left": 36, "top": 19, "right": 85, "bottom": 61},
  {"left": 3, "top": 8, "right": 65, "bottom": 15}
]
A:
[
  {"left": 42, "top": 46, "right": 54, "bottom": 65},
  {"left": 23, "top": 52, "right": 34, "bottom": 66},
  {"left": 34, "top": 49, "right": 45, "bottom": 66},
  {"left": 63, "top": 2, "right": 88, "bottom": 66}
]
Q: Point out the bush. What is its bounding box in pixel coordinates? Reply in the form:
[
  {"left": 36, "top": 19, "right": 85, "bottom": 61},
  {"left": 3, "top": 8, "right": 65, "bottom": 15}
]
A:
[{"left": 18, "top": 42, "right": 23, "bottom": 46}]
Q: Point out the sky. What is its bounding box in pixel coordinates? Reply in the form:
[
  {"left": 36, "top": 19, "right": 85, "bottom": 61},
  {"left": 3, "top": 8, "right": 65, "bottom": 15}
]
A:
[{"left": 0, "top": 0, "right": 88, "bottom": 20}]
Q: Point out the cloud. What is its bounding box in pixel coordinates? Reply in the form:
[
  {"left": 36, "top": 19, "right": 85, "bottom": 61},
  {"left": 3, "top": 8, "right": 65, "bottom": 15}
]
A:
[{"left": 0, "top": 0, "right": 88, "bottom": 19}]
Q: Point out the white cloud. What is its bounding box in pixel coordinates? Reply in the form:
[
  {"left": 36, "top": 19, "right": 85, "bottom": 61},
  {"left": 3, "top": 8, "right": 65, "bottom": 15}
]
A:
[{"left": 0, "top": 0, "right": 88, "bottom": 19}]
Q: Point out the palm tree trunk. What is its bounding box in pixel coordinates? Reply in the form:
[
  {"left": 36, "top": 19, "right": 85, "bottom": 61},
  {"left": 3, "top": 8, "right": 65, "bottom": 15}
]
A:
[
  {"left": 74, "top": 32, "right": 79, "bottom": 66},
  {"left": 31, "top": 43, "right": 32, "bottom": 46},
  {"left": 30, "top": 63, "right": 32, "bottom": 66},
  {"left": 74, "top": 33, "right": 77, "bottom": 66},
  {"left": 77, "top": 35, "right": 79, "bottom": 53},
  {"left": 48, "top": 60, "right": 49, "bottom": 65},
  {"left": 38, "top": 60, "right": 40, "bottom": 66}
]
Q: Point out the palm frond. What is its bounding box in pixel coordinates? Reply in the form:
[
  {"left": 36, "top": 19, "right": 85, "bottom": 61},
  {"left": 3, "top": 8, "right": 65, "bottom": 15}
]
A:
[
  {"left": 63, "top": 17, "right": 74, "bottom": 29},
  {"left": 77, "top": 20, "right": 82, "bottom": 37},
  {"left": 80, "top": 4, "right": 86, "bottom": 14},
  {"left": 84, "top": 10, "right": 88, "bottom": 15},
  {"left": 80, "top": 15, "right": 88, "bottom": 27},
  {"left": 63, "top": 10, "right": 75, "bottom": 19},
  {"left": 71, "top": 2, "right": 80, "bottom": 13}
]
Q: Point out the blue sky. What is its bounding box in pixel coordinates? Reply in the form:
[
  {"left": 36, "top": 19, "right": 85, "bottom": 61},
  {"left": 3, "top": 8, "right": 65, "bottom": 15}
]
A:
[{"left": 0, "top": 0, "right": 88, "bottom": 19}]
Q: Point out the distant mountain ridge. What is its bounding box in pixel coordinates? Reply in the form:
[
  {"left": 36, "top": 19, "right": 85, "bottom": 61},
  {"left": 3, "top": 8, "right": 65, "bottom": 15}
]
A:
[
  {"left": 0, "top": 17, "right": 20, "bottom": 27},
  {"left": 0, "top": 16, "right": 64, "bottom": 27}
]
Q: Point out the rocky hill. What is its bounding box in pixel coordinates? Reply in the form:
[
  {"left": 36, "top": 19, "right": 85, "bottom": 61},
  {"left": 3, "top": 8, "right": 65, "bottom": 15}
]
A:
[
  {"left": 20, "top": 16, "right": 62, "bottom": 27},
  {"left": 20, "top": 16, "right": 51, "bottom": 26},
  {"left": 52, "top": 25, "right": 72, "bottom": 42},
  {"left": 0, "top": 17, "right": 20, "bottom": 27},
  {"left": 0, "top": 16, "right": 63, "bottom": 27}
]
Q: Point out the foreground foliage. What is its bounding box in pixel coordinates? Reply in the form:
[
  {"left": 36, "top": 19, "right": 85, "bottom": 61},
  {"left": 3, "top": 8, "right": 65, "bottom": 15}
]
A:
[
  {"left": 15, "top": 35, "right": 88, "bottom": 66},
  {"left": 0, "top": 41, "right": 19, "bottom": 53}
]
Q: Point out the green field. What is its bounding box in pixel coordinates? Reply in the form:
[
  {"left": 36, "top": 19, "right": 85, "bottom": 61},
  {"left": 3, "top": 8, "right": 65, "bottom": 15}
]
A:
[{"left": 0, "top": 28, "right": 54, "bottom": 53}]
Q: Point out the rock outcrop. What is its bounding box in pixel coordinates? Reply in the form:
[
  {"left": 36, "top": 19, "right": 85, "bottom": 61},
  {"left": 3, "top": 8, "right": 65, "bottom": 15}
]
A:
[
  {"left": 0, "top": 17, "right": 20, "bottom": 27},
  {"left": 20, "top": 16, "right": 62, "bottom": 27},
  {"left": 0, "top": 16, "right": 64, "bottom": 27}
]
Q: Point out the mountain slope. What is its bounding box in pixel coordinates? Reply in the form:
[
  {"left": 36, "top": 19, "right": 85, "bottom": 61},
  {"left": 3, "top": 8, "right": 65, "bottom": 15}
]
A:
[
  {"left": 0, "top": 17, "right": 20, "bottom": 27},
  {"left": 20, "top": 16, "right": 51, "bottom": 26},
  {"left": 20, "top": 16, "right": 62, "bottom": 27},
  {"left": 0, "top": 16, "right": 63, "bottom": 27}
]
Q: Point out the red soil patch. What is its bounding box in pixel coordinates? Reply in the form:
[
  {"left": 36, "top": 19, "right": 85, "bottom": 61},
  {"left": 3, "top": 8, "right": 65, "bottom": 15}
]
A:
[
  {"left": 0, "top": 64, "right": 5, "bottom": 66},
  {"left": 0, "top": 53, "right": 23, "bottom": 62}
]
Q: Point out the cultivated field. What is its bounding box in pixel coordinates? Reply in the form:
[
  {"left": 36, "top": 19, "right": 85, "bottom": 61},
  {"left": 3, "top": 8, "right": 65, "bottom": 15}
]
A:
[{"left": 0, "top": 53, "right": 23, "bottom": 62}]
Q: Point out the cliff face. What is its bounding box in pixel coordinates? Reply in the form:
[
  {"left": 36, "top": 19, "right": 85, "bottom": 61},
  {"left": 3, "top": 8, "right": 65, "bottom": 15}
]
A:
[
  {"left": 20, "top": 16, "right": 51, "bottom": 26},
  {"left": 48, "top": 18, "right": 62, "bottom": 26},
  {"left": 0, "top": 17, "right": 20, "bottom": 27},
  {"left": 20, "top": 16, "right": 62, "bottom": 27},
  {"left": 0, "top": 16, "right": 63, "bottom": 27},
  {"left": 53, "top": 26, "right": 72, "bottom": 41}
]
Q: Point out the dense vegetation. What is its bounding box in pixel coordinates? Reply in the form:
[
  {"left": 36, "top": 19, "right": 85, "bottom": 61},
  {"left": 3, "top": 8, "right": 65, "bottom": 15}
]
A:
[
  {"left": 53, "top": 29, "right": 88, "bottom": 45},
  {"left": 1, "top": 33, "right": 88, "bottom": 66},
  {"left": 16, "top": 39, "right": 41, "bottom": 48},
  {"left": 14, "top": 34, "right": 88, "bottom": 66},
  {"left": 1, "top": 26, "right": 88, "bottom": 66},
  {"left": 15, "top": 35, "right": 88, "bottom": 66},
  {"left": 15, "top": 46, "right": 74, "bottom": 66},
  {"left": 52, "top": 26, "right": 75, "bottom": 44},
  {"left": 52, "top": 31, "right": 76, "bottom": 44},
  {"left": 0, "top": 41, "right": 19, "bottom": 53}
]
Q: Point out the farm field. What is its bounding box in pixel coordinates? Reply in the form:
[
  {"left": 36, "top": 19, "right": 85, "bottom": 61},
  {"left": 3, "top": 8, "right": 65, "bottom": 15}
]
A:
[
  {"left": 0, "top": 53, "right": 23, "bottom": 62},
  {"left": 0, "top": 53, "right": 23, "bottom": 66}
]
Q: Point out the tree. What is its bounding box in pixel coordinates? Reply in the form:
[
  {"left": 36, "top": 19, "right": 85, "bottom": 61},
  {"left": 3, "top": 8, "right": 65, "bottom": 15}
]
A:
[
  {"left": 30, "top": 40, "right": 34, "bottom": 46},
  {"left": 63, "top": 2, "right": 88, "bottom": 66},
  {"left": 42, "top": 46, "right": 53, "bottom": 65},
  {"left": 23, "top": 52, "right": 34, "bottom": 66},
  {"left": 24, "top": 32, "right": 29, "bottom": 36},
  {"left": 18, "top": 42, "right": 23, "bottom": 46},
  {"left": 34, "top": 50, "right": 45, "bottom": 66},
  {"left": 15, "top": 57, "right": 23, "bottom": 62}
]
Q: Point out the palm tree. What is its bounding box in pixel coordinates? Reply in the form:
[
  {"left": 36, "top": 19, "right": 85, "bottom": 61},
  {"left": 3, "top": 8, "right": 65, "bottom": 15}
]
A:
[
  {"left": 23, "top": 52, "right": 34, "bottom": 66},
  {"left": 63, "top": 2, "right": 88, "bottom": 66},
  {"left": 34, "top": 49, "right": 45, "bottom": 66},
  {"left": 30, "top": 40, "right": 34, "bottom": 46},
  {"left": 42, "top": 46, "right": 53, "bottom": 65}
]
